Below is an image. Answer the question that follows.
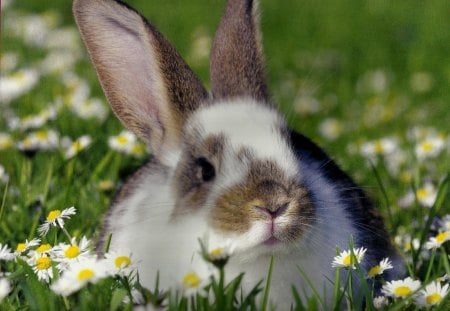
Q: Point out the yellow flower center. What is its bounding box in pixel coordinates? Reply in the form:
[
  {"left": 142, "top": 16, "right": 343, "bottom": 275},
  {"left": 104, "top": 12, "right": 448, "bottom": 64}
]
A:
[
  {"left": 114, "top": 256, "right": 131, "bottom": 268},
  {"left": 368, "top": 265, "right": 381, "bottom": 277},
  {"left": 416, "top": 188, "right": 429, "bottom": 200},
  {"left": 36, "top": 256, "right": 51, "bottom": 270},
  {"left": 131, "top": 144, "right": 144, "bottom": 156},
  {"left": 420, "top": 142, "right": 433, "bottom": 152},
  {"left": 117, "top": 135, "right": 128, "bottom": 145},
  {"left": 343, "top": 254, "right": 352, "bottom": 265},
  {"left": 182, "top": 272, "right": 201, "bottom": 288},
  {"left": 35, "top": 131, "right": 48, "bottom": 140},
  {"left": 210, "top": 247, "right": 223, "bottom": 257},
  {"left": 394, "top": 286, "right": 411, "bottom": 297},
  {"left": 73, "top": 140, "right": 83, "bottom": 152},
  {"left": 77, "top": 269, "right": 95, "bottom": 281},
  {"left": 374, "top": 141, "right": 384, "bottom": 154},
  {"left": 65, "top": 245, "right": 80, "bottom": 258},
  {"left": 36, "top": 244, "right": 52, "bottom": 253},
  {"left": 435, "top": 232, "right": 449, "bottom": 243},
  {"left": 16, "top": 243, "right": 26, "bottom": 252},
  {"left": 426, "top": 293, "right": 442, "bottom": 305},
  {"left": 47, "top": 210, "right": 61, "bottom": 221}
]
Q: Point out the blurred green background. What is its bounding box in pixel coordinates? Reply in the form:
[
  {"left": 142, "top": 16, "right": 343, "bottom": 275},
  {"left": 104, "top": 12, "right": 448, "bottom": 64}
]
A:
[{"left": 2, "top": 0, "right": 449, "bottom": 239}]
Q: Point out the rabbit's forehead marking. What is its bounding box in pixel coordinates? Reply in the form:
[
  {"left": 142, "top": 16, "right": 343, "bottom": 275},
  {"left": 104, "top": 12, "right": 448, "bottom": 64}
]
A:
[{"left": 190, "top": 99, "right": 298, "bottom": 175}]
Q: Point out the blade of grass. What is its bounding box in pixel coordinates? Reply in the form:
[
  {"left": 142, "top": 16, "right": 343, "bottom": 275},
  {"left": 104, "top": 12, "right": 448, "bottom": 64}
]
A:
[{"left": 261, "top": 256, "right": 274, "bottom": 311}]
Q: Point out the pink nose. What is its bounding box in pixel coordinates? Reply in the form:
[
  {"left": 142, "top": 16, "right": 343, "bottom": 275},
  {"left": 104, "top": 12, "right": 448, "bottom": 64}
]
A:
[{"left": 256, "top": 203, "right": 288, "bottom": 219}]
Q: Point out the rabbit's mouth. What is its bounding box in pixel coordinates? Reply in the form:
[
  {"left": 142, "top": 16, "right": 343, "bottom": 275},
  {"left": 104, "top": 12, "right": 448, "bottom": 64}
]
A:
[{"left": 263, "top": 236, "right": 280, "bottom": 246}]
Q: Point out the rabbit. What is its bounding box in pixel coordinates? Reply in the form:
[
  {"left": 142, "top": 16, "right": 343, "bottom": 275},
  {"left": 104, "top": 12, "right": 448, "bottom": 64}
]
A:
[{"left": 73, "top": 0, "right": 404, "bottom": 308}]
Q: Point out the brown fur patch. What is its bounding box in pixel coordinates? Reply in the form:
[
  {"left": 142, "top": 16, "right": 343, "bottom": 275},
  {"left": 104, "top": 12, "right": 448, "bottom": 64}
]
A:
[
  {"left": 172, "top": 134, "right": 226, "bottom": 216},
  {"left": 211, "top": 159, "right": 315, "bottom": 241}
]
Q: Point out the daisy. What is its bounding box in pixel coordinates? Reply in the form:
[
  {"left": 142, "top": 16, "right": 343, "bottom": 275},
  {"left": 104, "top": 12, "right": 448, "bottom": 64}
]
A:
[
  {"left": 181, "top": 271, "right": 208, "bottom": 297},
  {"left": 38, "top": 206, "right": 77, "bottom": 236},
  {"left": 424, "top": 231, "right": 450, "bottom": 249},
  {"left": 415, "top": 135, "right": 445, "bottom": 160},
  {"left": 52, "top": 236, "right": 92, "bottom": 272},
  {"left": 104, "top": 248, "right": 135, "bottom": 277},
  {"left": 0, "top": 244, "right": 14, "bottom": 261},
  {"left": 414, "top": 281, "right": 449, "bottom": 308},
  {"left": 17, "top": 129, "right": 59, "bottom": 155},
  {"left": 108, "top": 130, "right": 137, "bottom": 154},
  {"left": 70, "top": 98, "right": 107, "bottom": 121},
  {"left": 0, "top": 278, "right": 11, "bottom": 302},
  {"left": 367, "top": 258, "right": 393, "bottom": 278},
  {"left": 204, "top": 240, "right": 235, "bottom": 269},
  {"left": 15, "top": 238, "right": 41, "bottom": 255},
  {"left": 63, "top": 135, "right": 92, "bottom": 159},
  {"left": 0, "top": 68, "right": 39, "bottom": 103},
  {"left": 381, "top": 277, "right": 421, "bottom": 299},
  {"left": 51, "top": 258, "right": 108, "bottom": 296},
  {"left": 31, "top": 255, "right": 54, "bottom": 283},
  {"left": 332, "top": 247, "right": 366, "bottom": 269},
  {"left": 318, "top": 118, "right": 343, "bottom": 141}
]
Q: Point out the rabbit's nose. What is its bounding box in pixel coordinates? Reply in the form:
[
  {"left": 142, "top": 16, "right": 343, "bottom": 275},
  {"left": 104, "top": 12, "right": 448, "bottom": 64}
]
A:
[{"left": 256, "top": 202, "right": 289, "bottom": 219}]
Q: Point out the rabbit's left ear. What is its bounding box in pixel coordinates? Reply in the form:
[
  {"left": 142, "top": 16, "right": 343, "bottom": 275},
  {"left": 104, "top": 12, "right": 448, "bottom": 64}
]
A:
[
  {"left": 73, "top": 0, "right": 208, "bottom": 157},
  {"left": 210, "top": 0, "right": 269, "bottom": 102}
]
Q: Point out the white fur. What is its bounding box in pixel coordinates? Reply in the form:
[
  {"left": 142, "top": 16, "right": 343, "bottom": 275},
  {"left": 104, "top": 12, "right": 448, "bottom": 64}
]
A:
[
  {"left": 189, "top": 99, "right": 299, "bottom": 175},
  {"left": 106, "top": 100, "right": 359, "bottom": 309}
]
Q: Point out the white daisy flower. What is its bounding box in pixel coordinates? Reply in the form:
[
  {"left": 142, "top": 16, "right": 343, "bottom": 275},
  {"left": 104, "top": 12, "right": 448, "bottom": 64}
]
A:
[
  {"left": 31, "top": 255, "right": 54, "bottom": 283},
  {"left": 372, "top": 295, "right": 389, "bottom": 309},
  {"left": 51, "top": 258, "right": 108, "bottom": 296},
  {"left": 0, "top": 69, "right": 40, "bottom": 103},
  {"left": 108, "top": 130, "right": 137, "bottom": 154},
  {"left": 64, "top": 135, "right": 92, "bottom": 159},
  {"left": 38, "top": 206, "right": 77, "bottom": 236},
  {"left": 356, "top": 69, "right": 389, "bottom": 95},
  {"left": 15, "top": 238, "right": 41, "bottom": 255},
  {"left": 318, "top": 118, "right": 343, "bottom": 141},
  {"left": 104, "top": 248, "right": 135, "bottom": 277},
  {"left": 332, "top": 247, "right": 366, "bottom": 269},
  {"left": 70, "top": 98, "right": 107, "bottom": 121},
  {"left": 53, "top": 236, "right": 92, "bottom": 272},
  {"left": 415, "top": 135, "right": 445, "bottom": 160},
  {"left": 181, "top": 271, "right": 208, "bottom": 297},
  {"left": 17, "top": 129, "right": 59, "bottom": 154},
  {"left": 360, "top": 137, "right": 398, "bottom": 164},
  {"left": 294, "top": 95, "right": 320, "bottom": 115},
  {"left": 367, "top": 258, "right": 393, "bottom": 278},
  {"left": 381, "top": 277, "right": 421, "bottom": 299},
  {"left": 425, "top": 231, "right": 450, "bottom": 250},
  {"left": 0, "top": 244, "right": 14, "bottom": 261},
  {"left": 0, "top": 278, "right": 11, "bottom": 302},
  {"left": 414, "top": 281, "right": 449, "bottom": 308}
]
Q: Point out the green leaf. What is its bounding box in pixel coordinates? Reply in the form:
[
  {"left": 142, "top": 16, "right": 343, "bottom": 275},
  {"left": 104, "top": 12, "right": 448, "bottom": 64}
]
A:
[{"left": 110, "top": 288, "right": 128, "bottom": 311}]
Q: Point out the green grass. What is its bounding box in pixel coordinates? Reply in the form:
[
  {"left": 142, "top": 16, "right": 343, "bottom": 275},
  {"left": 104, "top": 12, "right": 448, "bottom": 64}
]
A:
[{"left": 1, "top": 0, "right": 449, "bottom": 309}]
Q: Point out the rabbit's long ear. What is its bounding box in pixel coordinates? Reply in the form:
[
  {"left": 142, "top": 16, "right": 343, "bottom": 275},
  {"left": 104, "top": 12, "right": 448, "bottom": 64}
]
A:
[
  {"left": 73, "top": 0, "right": 208, "bottom": 157},
  {"left": 210, "top": 0, "right": 269, "bottom": 102}
]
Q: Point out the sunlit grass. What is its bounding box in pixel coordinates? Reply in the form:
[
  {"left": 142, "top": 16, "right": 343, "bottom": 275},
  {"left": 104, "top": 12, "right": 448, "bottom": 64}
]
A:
[{"left": 1, "top": 0, "right": 449, "bottom": 309}]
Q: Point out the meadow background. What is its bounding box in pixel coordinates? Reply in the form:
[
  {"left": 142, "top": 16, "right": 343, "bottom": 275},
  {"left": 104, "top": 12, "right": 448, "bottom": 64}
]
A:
[{"left": 0, "top": 0, "right": 449, "bottom": 309}]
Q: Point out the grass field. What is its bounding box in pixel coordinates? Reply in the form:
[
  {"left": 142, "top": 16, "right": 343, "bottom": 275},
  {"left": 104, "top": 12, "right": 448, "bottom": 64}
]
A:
[{"left": 1, "top": 0, "right": 449, "bottom": 309}]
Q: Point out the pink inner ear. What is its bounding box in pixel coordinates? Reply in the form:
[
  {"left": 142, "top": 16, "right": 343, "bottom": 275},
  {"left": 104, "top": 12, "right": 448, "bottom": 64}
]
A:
[{"left": 74, "top": 0, "right": 175, "bottom": 152}]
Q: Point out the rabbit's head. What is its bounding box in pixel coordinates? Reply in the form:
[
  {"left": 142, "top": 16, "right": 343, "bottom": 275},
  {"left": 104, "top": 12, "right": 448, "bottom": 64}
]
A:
[{"left": 73, "top": 0, "right": 339, "bottom": 256}]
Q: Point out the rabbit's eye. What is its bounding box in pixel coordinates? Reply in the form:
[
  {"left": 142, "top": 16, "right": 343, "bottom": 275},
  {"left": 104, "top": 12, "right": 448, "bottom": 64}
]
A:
[{"left": 195, "top": 157, "right": 215, "bottom": 182}]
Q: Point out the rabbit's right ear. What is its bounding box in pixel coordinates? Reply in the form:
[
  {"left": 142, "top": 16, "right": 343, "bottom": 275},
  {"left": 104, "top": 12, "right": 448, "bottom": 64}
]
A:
[{"left": 73, "top": 0, "right": 208, "bottom": 158}]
